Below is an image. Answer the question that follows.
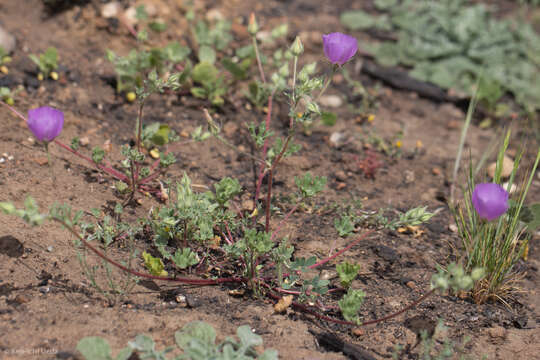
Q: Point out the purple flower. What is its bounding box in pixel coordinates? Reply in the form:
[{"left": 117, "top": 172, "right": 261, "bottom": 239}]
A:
[
  {"left": 472, "top": 183, "right": 509, "bottom": 221},
  {"left": 27, "top": 106, "right": 64, "bottom": 142},
  {"left": 322, "top": 32, "right": 358, "bottom": 66}
]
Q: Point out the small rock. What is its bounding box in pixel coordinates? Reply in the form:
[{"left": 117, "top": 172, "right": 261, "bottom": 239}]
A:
[
  {"left": 329, "top": 132, "right": 347, "bottom": 148},
  {"left": 502, "top": 182, "right": 517, "bottom": 194},
  {"left": 0, "top": 25, "right": 16, "bottom": 54},
  {"left": 320, "top": 270, "right": 336, "bottom": 281},
  {"left": 34, "top": 157, "right": 49, "bottom": 166},
  {"left": 274, "top": 295, "right": 293, "bottom": 313},
  {"left": 404, "top": 170, "right": 415, "bottom": 184},
  {"left": 432, "top": 167, "right": 441, "bottom": 176},
  {"left": 206, "top": 8, "right": 224, "bottom": 21},
  {"left": 487, "top": 326, "right": 506, "bottom": 340},
  {"left": 149, "top": 148, "right": 160, "bottom": 159},
  {"left": 319, "top": 95, "right": 343, "bottom": 108},
  {"left": 103, "top": 139, "right": 112, "bottom": 153},
  {"left": 39, "top": 287, "right": 50, "bottom": 294},
  {"left": 123, "top": 7, "right": 138, "bottom": 26},
  {"left": 241, "top": 199, "right": 254, "bottom": 212},
  {"left": 335, "top": 170, "right": 347, "bottom": 182},
  {"left": 13, "top": 294, "right": 30, "bottom": 304},
  {"left": 101, "top": 2, "right": 121, "bottom": 18},
  {"left": 27, "top": 137, "right": 36, "bottom": 145},
  {"left": 223, "top": 121, "right": 239, "bottom": 137},
  {"left": 351, "top": 328, "right": 365, "bottom": 336},
  {"left": 46, "top": 246, "right": 53, "bottom": 252},
  {"left": 406, "top": 281, "right": 415, "bottom": 290},
  {"left": 448, "top": 223, "right": 458, "bottom": 233},
  {"left": 180, "top": 130, "right": 189, "bottom": 138},
  {"left": 336, "top": 182, "right": 347, "bottom": 190},
  {"left": 446, "top": 120, "right": 461, "bottom": 130},
  {"left": 487, "top": 155, "right": 514, "bottom": 179},
  {"left": 79, "top": 136, "right": 90, "bottom": 147}
]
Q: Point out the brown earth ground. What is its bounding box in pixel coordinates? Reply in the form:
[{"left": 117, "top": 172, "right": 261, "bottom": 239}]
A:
[{"left": 0, "top": 1, "right": 539, "bottom": 359}]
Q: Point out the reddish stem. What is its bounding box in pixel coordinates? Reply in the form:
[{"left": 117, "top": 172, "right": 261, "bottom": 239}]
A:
[
  {"left": 53, "top": 218, "right": 244, "bottom": 286},
  {"left": 265, "top": 169, "right": 273, "bottom": 232},
  {"left": 52, "top": 140, "right": 129, "bottom": 182},
  {"left": 308, "top": 230, "right": 374, "bottom": 270},
  {"left": 270, "top": 203, "right": 299, "bottom": 241}
]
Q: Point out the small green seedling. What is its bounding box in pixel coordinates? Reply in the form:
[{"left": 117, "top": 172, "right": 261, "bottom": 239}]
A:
[{"left": 29, "top": 46, "right": 59, "bottom": 80}]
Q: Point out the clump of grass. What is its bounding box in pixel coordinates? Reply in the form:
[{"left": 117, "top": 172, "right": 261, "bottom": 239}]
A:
[{"left": 451, "top": 130, "right": 540, "bottom": 304}]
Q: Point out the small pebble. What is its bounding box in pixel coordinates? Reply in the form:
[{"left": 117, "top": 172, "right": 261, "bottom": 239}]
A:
[
  {"left": 46, "top": 246, "right": 53, "bottom": 252},
  {"left": 79, "top": 136, "right": 90, "bottom": 147},
  {"left": 336, "top": 182, "right": 347, "bottom": 190},
  {"left": 319, "top": 95, "right": 343, "bottom": 108},
  {"left": 351, "top": 328, "right": 365, "bottom": 336},
  {"left": 487, "top": 155, "right": 514, "bottom": 179},
  {"left": 432, "top": 167, "right": 441, "bottom": 176},
  {"left": 39, "top": 287, "right": 50, "bottom": 294}
]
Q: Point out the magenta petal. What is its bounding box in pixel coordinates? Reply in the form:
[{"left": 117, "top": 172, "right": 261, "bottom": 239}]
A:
[
  {"left": 472, "top": 183, "right": 509, "bottom": 221},
  {"left": 27, "top": 106, "right": 64, "bottom": 142},
  {"left": 322, "top": 32, "right": 358, "bottom": 66}
]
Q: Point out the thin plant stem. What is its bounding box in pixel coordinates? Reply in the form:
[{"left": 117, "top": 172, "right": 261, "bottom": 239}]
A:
[
  {"left": 253, "top": 92, "right": 275, "bottom": 210},
  {"left": 251, "top": 35, "right": 266, "bottom": 84},
  {"left": 265, "top": 169, "right": 273, "bottom": 232},
  {"left": 450, "top": 87, "right": 479, "bottom": 204},
  {"left": 45, "top": 142, "right": 56, "bottom": 185},
  {"left": 308, "top": 230, "right": 373, "bottom": 270},
  {"left": 135, "top": 101, "right": 145, "bottom": 153},
  {"left": 315, "top": 65, "right": 337, "bottom": 103},
  {"left": 270, "top": 203, "right": 299, "bottom": 241}
]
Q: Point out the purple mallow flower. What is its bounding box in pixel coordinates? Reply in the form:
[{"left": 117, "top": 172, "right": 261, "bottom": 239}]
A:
[
  {"left": 472, "top": 183, "right": 509, "bottom": 221},
  {"left": 322, "top": 32, "right": 358, "bottom": 66},
  {"left": 27, "top": 106, "right": 64, "bottom": 142}
]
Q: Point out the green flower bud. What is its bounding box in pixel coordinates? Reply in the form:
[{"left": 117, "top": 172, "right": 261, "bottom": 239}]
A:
[
  {"left": 290, "top": 36, "right": 304, "bottom": 56},
  {"left": 248, "top": 13, "right": 258, "bottom": 36}
]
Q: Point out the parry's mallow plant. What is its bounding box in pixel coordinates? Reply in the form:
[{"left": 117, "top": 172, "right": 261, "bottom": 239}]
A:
[
  {"left": 27, "top": 106, "right": 64, "bottom": 181},
  {"left": 452, "top": 131, "right": 540, "bottom": 303}
]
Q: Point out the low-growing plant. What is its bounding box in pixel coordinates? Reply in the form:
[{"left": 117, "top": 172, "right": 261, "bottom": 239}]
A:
[
  {"left": 76, "top": 321, "right": 278, "bottom": 360},
  {"left": 29, "top": 46, "right": 59, "bottom": 80}
]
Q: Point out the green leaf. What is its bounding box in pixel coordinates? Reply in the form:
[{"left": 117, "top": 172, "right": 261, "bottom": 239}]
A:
[
  {"left": 320, "top": 112, "right": 337, "bottom": 126},
  {"left": 151, "top": 124, "right": 171, "bottom": 146},
  {"left": 336, "top": 261, "right": 361, "bottom": 288},
  {"left": 164, "top": 42, "right": 191, "bottom": 63},
  {"left": 191, "top": 62, "right": 219, "bottom": 85},
  {"left": 340, "top": 10, "right": 377, "bottom": 30},
  {"left": 198, "top": 45, "right": 216, "bottom": 64},
  {"left": 334, "top": 215, "right": 354, "bottom": 237},
  {"left": 295, "top": 172, "right": 327, "bottom": 198},
  {"left": 0, "top": 202, "right": 16, "bottom": 215},
  {"left": 214, "top": 177, "right": 242, "bottom": 206},
  {"left": 175, "top": 321, "right": 216, "bottom": 349},
  {"left": 338, "top": 289, "right": 365, "bottom": 324},
  {"left": 374, "top": 0, "right": 398, "bottom": 10},
  {"left": 237, "top": 325, "right": 262, "bottom": 348},
  {"left": 76, "top": 337, "right": 112, "bottom": 360},
  {"left": 128, "top": 334, "right": 155, "bottom": 352},
  {"left": 190, "top": 86, "right": 207, "bottom": 98},
  {"left": 142, "top": 251, "right": 167, "bottom": 276},
  {"left": 523, "top": 203, "right": 540, "bottom": 232},
  {"left": 172, "top": 248, "right": 199, "bottom": 269},
  {"left": 149, "top": 21, "right": 167, "bottom": 32},
  {"left": 222, "top": 58, "right": 247, "bottom": 80},
  {"left": 114, "top": 348, "right": 133, "bottom": 360}
]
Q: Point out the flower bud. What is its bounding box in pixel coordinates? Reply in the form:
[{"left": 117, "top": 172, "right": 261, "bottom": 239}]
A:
[
  {"left": 248, "top": 13, "right": 258, "bottom": 36},
  {"left": 290, "top": 36, "right": 304, "bottom": 56}
]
